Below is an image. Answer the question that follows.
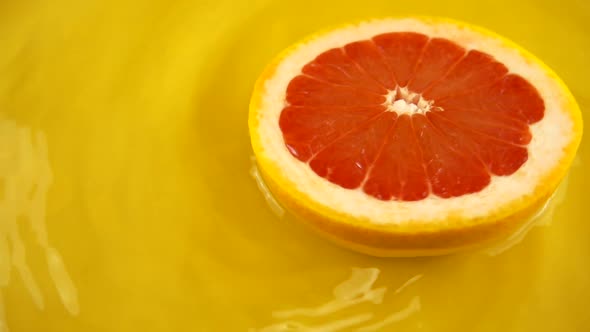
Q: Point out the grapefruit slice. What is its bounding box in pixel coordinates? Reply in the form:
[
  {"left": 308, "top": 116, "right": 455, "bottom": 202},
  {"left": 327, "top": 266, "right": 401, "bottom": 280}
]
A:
[{"left": 249, "top": 17, "right": 582, "bottom": 256}]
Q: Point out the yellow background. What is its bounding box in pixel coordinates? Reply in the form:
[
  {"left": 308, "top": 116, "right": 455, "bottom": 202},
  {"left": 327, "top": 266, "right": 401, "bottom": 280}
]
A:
[{"left": 1, "top": 0, "right": 588, "bottom": 331}]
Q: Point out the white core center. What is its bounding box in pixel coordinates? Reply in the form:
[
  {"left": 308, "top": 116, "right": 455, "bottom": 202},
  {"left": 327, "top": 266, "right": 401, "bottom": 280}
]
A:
[{"left": 385, "top": 87, "right": 435, "bottom": 115}]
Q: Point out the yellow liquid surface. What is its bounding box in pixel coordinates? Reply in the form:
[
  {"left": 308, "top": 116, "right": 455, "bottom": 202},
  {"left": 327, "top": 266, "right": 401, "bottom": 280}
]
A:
[{"left": 1, "top": 0, "right": 589, "bottom": 331}]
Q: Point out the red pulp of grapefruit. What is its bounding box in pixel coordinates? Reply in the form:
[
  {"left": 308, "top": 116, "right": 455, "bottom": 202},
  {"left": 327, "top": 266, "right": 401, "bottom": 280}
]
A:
[{"left": 279, "top": 32, "right": 545, "bottom": 201}]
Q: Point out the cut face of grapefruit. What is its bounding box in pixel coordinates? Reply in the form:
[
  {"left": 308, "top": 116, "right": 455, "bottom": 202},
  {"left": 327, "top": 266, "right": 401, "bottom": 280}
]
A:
[{"left": 249, "top": 18, "right": 583, "bottom": 256}]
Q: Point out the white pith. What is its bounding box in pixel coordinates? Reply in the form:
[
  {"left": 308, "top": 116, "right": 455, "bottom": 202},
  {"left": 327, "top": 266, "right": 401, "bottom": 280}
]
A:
[
  {"left": 385, "top": 87, "right": 435, "bottom": 115},
  {"left": 254, "top": 18, "right": 575, "bottom": 225}
]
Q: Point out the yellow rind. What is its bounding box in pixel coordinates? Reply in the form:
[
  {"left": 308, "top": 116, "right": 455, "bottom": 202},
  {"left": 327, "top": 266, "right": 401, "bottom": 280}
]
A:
[{"left": 248, "top": 17, "right": 583, "bottom": 257}]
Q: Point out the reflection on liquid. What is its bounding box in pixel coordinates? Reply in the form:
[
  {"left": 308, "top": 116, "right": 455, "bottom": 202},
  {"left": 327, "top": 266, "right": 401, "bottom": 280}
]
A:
[
  {"left": 252, "top": 268, "right": 422, "bottom": 332},
  {"left": 393, "top": 274, "right": 423, "bottom": 295},
  {"left": 483, "top": 173, "right": 570, "bottom": 256},
  {"left": 355, "top": 297, "right": 421, "bottom": 332},
  {"left": 273, "top": 268, "right": 385, "bottom": 319},
  {"left": 250, "top": 157, "right": 285, "bottom": 219},
  {"left": 0, "top": 119, "right": 79, "bottom": 330},
  {"left": 254, "top": 314, "right": 373, "bottom": 332}
]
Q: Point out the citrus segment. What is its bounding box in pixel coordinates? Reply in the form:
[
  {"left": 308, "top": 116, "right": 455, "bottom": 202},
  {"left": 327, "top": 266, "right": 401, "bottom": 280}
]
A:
[
  {"left": 286, "top": 76, "right": 385, "bottom": 107},
  {"left": 302, "top": 48, "right": 388, "bottom": 94},
  {"left": 362, "top": 115, "right": 429, "bottom": 201},
  {"left": 309, "top": 112, "right": 395, "bottom": 189},
  {"left": 427, "top": 111, "right": 530, "bottom": 176},
  {"left": 422, "top": 50, "right": 508, "bottom": 100},
  {"left": 435, "top": 74, "right": 545, "bottom": 123},
  {"left": 412, "top": 114, "right": 490, "bottom": 198},
  {"left": 372, "top": 32, "right": 429, "bottom": 86},
  {"left": 279, "top": 105, "right": 385, "bottom": 161},
  {"left": 343, "top": 41, "right": 397, "bottom": 89},
  {"left": 407, "top": 38, "right": 465, "bottom": 92}
]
